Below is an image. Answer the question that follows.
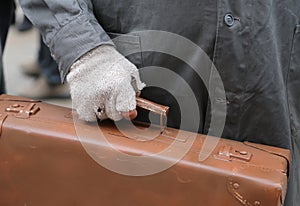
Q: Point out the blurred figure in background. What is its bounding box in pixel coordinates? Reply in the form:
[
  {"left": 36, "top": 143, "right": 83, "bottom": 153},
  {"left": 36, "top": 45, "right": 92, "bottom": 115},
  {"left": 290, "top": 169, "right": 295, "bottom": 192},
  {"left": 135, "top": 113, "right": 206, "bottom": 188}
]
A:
[
  {"left": 19, "top": 34, "right": 70, "bottom": 99},
  {"left": 17, "top": 15, "right": 33, "bottom": 32},
  {"left": 0, "top": 0, "right": 14, "bottom": 94}
]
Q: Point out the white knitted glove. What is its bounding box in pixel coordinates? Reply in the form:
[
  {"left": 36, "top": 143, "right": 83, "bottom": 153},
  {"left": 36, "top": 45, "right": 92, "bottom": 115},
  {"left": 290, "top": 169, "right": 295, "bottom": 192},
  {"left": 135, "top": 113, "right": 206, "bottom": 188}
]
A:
[{"left": 67, "top": 45, "right": 145, "bottom": 121}]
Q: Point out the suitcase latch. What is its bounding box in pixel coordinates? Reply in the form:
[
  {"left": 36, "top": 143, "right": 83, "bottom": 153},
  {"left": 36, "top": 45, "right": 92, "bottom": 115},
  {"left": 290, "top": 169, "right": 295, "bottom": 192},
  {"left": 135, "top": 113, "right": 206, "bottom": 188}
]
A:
[
  {"left": 215, "top": 145, "right": 252, "bottom": 162},
  {"left": 5, "top": 103, "right": 40, "bottom": 119}
]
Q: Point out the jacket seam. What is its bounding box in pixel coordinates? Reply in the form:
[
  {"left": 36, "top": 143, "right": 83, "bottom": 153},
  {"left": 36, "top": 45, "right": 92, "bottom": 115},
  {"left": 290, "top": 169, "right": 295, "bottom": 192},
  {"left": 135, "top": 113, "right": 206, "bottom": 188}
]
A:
[{"left": 285, "top": 25, "right": 298, "bottom": 139}]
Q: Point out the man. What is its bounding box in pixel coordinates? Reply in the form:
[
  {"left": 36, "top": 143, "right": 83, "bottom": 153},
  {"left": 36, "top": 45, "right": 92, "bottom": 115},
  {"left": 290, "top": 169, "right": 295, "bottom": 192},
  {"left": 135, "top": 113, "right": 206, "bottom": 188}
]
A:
[
  {"left": 0, "top": 0, "right": 14, "bottom": 94},
  {"left": 19, "top": 1, "right": 300, "bottom": 205}
]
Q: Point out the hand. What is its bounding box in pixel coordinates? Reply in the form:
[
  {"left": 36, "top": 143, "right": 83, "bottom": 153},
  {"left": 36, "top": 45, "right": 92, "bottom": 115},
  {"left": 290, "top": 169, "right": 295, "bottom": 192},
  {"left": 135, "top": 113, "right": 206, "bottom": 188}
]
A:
[{"left": 67, "top": 45, "right": 145, "bottom": 121}]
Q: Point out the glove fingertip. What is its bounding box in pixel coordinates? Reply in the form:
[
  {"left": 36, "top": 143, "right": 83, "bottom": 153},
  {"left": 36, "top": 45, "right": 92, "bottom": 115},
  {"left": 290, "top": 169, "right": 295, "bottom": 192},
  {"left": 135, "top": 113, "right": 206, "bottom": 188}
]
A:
[
  {"left": 79, "top": 113, "right": 98, "bottom": 122},
  {"left": 116, "top": 87, "right": 136, "bottom": 113}
]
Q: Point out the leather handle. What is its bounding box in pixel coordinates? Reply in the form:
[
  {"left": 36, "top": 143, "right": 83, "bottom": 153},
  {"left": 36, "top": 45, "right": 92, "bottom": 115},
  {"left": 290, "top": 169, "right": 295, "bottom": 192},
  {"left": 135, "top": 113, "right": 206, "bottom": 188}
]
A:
[
  {"left": 136, "top": 97, "right": 169, "bottom": 116},
  {"left": 136, "top": 97, "right": 169, "bottom": 133}
]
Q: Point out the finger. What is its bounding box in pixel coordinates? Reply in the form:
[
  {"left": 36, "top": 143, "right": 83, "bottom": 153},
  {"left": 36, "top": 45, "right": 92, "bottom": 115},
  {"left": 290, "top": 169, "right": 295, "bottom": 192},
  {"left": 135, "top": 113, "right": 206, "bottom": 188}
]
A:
[
  {"left": 104, "top": 97, "right": 123, "bottom": 121},
  {"left": 115, "top": 81, "right": 137, "bottom": 116},
  {"left": 72, "top": 95, "right": 98, "bottom": 122},
  {"left": 121, "top": 109, "right": 138, "bottom": 120}
]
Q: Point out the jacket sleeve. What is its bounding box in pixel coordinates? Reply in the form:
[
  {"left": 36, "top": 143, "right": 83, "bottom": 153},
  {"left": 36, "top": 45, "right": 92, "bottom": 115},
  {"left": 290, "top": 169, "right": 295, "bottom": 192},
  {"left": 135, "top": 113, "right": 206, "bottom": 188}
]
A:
[{"left": 19, "top": 0, "right": 114, "bottom": 81}]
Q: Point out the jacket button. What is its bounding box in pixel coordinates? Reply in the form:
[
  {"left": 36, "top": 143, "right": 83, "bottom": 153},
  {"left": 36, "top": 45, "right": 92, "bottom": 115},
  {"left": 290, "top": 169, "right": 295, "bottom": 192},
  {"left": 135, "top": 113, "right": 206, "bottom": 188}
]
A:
[{"left": 224, "top": 13, "right": 235, "bottom": 27}]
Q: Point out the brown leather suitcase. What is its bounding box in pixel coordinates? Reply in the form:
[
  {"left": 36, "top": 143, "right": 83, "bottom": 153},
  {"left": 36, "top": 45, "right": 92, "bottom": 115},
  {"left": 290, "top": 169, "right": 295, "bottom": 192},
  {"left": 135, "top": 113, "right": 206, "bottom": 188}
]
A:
[{"left": 0, "top": 95, "right": 290, "bottom": 206}]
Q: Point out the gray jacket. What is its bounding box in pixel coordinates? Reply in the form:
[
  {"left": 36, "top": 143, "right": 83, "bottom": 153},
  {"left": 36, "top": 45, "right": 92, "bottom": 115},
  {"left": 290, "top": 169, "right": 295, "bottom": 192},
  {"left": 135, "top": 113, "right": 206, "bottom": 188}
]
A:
[{"left": 19, "top": 0, "right": 300, "bottom": 205}]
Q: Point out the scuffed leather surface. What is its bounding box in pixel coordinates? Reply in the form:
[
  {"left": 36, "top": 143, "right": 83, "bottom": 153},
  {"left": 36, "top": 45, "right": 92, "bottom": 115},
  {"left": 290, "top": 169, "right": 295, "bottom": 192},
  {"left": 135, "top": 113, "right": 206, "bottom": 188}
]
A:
[{"left": 0, "top": 95, "right": 290, "bottom": 206}]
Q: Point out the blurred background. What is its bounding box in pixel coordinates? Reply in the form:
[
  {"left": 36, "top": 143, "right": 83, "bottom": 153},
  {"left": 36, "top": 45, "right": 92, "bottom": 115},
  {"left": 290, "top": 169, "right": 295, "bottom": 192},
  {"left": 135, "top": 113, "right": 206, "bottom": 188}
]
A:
[{"left": 3, "top": 3, "right": 71, "bottom": 108}]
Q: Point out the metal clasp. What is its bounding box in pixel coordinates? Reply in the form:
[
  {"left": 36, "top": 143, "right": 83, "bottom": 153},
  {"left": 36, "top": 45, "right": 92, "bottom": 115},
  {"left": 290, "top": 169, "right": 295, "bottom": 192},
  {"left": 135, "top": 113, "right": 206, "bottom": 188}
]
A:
[
  {"left": 215, "top": 145, "right": 252, "bottom": 162},
  {"left": 5, "top": 103, "right": 40, "bottom": 119}
]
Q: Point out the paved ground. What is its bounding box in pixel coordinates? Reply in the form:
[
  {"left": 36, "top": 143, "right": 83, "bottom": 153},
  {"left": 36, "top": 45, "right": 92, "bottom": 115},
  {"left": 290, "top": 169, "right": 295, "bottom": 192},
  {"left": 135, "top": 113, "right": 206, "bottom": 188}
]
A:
[{"left": 3, "top": 12, "right": 72, "bottom": 108}]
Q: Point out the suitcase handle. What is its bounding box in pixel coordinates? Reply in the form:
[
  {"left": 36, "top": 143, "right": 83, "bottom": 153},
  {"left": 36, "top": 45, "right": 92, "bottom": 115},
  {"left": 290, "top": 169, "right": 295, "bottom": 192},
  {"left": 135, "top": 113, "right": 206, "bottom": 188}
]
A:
[{"left": 136, "top": 97, "right": 169, "bottom": 134}]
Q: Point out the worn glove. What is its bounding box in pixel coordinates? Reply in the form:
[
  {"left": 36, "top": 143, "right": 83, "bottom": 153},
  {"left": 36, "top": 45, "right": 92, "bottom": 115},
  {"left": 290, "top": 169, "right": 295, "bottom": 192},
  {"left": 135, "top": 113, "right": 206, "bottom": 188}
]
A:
[{"left": 67, "top": 45, "right": 145, "bottom": 122}]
